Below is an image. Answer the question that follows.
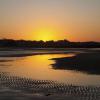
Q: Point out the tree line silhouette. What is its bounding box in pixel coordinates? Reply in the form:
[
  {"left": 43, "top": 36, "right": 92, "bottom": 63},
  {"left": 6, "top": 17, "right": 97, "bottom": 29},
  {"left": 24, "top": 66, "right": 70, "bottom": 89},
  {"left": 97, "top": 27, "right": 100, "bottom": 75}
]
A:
[{"left": 0, "top": 39, "right": 100, "bottom": 48}]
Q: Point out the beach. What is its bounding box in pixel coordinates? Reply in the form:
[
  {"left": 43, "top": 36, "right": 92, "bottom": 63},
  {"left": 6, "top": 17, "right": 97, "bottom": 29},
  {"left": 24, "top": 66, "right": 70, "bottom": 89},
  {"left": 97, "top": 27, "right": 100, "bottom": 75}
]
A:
[
  {"left": 0, "top": 48, "right": 100, "bottom": 100},
  {"left": 0, "top": 72, "right": 100, "bottom": 100}
]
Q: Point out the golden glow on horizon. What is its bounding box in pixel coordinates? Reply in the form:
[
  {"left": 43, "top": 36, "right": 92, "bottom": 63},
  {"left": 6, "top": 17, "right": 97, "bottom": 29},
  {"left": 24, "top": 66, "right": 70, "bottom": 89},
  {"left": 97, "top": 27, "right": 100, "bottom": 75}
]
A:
[
  {"left": 33, "top": 27, "right": 57, "bottom": 41},
  {"left": 0, "top": 0, "right": 100, "bottom": 41}
]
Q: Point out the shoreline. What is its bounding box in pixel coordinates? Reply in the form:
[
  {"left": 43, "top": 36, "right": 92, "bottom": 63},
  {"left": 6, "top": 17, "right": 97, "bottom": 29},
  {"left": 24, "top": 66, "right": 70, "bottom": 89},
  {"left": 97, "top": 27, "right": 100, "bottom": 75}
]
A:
[
  {"left": 0, "top": 48, "right": 100, "bottom": 57},
  {"left": 0, "top": 48, "right": 100, "bottom": 100},
  {"left": 52, "top": 52, "right": 100, "bottom": 75}
]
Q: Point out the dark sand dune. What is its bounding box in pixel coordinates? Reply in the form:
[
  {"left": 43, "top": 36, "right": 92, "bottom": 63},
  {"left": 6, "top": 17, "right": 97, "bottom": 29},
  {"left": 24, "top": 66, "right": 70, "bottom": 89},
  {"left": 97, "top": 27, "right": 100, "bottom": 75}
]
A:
[
  {"left": 0, "top": 72, "right": 100, "bottom": 100},
  {"left": 52, "top": 52, "right": 100, "bottom": 74}
]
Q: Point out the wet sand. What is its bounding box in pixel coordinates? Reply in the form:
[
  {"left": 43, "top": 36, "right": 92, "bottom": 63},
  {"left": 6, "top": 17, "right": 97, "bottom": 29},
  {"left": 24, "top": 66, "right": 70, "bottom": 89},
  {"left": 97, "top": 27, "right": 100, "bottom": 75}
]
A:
[
  {"left": 52, "top": 52, "right": 100, "bottom": 74},
  {"left": 0, "top": 48, "right": 99, "bottom": 57},
  {"left": 0, "top": 72, "right": 100, "bottom": 100},
  {"left": 0, "top": 49, "right": 77, "bottom": 57}
]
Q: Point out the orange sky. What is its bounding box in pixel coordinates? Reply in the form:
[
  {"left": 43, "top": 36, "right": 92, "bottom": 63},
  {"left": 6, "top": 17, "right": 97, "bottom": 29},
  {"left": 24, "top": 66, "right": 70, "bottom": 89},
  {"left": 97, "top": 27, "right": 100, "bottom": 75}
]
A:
[{"left": 0, "top": 0, "right": 100, "bottom": 41}]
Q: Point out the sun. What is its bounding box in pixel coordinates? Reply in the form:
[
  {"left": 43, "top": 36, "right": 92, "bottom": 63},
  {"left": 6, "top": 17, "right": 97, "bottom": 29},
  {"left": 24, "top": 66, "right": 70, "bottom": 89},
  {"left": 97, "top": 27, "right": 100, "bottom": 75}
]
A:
[{"left": 34, "top": 28, "right": 56, "bottom": 41}]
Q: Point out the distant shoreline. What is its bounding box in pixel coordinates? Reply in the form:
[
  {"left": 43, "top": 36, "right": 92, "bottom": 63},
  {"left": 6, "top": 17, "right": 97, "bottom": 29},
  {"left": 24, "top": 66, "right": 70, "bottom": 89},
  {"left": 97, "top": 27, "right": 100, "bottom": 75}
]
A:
[{"left": 0, "top": 39, "right": 100, "bottom": 48}]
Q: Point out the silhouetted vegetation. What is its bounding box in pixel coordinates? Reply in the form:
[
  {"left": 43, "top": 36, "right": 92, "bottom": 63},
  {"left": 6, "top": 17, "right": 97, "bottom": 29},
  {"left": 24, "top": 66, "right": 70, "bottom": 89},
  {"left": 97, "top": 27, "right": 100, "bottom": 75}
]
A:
[{"left": 0, "top": 39, "right": 100, "bottom": 48}]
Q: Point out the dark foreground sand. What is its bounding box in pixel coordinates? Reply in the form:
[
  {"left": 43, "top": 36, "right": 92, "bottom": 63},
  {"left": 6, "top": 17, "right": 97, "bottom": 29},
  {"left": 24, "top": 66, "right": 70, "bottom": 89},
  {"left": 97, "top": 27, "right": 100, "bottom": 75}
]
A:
[
  {"left": 0, "top": 90, "right": 81, "bottom": 100},
  {"left": 0, "top": 72, "right": 100, "bottom": 100},
  {"left": 52, "top": 51, "right": 100, "bottom": 74}
]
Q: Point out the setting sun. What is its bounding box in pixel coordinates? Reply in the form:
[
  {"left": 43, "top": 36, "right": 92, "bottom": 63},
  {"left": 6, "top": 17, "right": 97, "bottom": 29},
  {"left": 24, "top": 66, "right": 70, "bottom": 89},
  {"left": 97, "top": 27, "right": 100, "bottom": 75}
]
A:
[
  {"left": 33, "top": 28, "right": 56, "bottom": 41},
  {"left": 0, "top": 0, "right": 100, "bottom": 42}
]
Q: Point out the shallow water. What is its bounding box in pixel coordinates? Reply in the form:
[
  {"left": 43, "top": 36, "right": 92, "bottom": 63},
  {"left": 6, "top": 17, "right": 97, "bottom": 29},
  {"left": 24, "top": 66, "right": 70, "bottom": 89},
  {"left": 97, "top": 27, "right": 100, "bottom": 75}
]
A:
[{"left": 0, "top": 50, "right": 100, "bottom": 86}]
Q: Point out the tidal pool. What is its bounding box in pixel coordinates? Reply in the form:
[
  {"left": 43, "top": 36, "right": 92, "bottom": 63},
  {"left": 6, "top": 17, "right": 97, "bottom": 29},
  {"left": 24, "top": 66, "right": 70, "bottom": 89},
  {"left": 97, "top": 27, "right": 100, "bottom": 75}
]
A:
[{"left": 0, "top": 51, "right": 100, "bottom": 86}]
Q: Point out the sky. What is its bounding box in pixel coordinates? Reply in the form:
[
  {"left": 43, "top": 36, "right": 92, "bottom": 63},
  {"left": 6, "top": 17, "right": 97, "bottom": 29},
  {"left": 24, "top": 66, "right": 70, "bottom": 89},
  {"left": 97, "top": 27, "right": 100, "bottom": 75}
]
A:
[{"left": 0, "top": 0, "right": 100, "bottom": 41}]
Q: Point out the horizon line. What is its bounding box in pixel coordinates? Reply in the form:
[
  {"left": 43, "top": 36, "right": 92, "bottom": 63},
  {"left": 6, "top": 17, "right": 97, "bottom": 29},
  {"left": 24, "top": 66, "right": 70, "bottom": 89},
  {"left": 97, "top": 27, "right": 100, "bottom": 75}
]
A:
[{"left": 0, "top": 38, "right": 100, "bottom": 43}]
